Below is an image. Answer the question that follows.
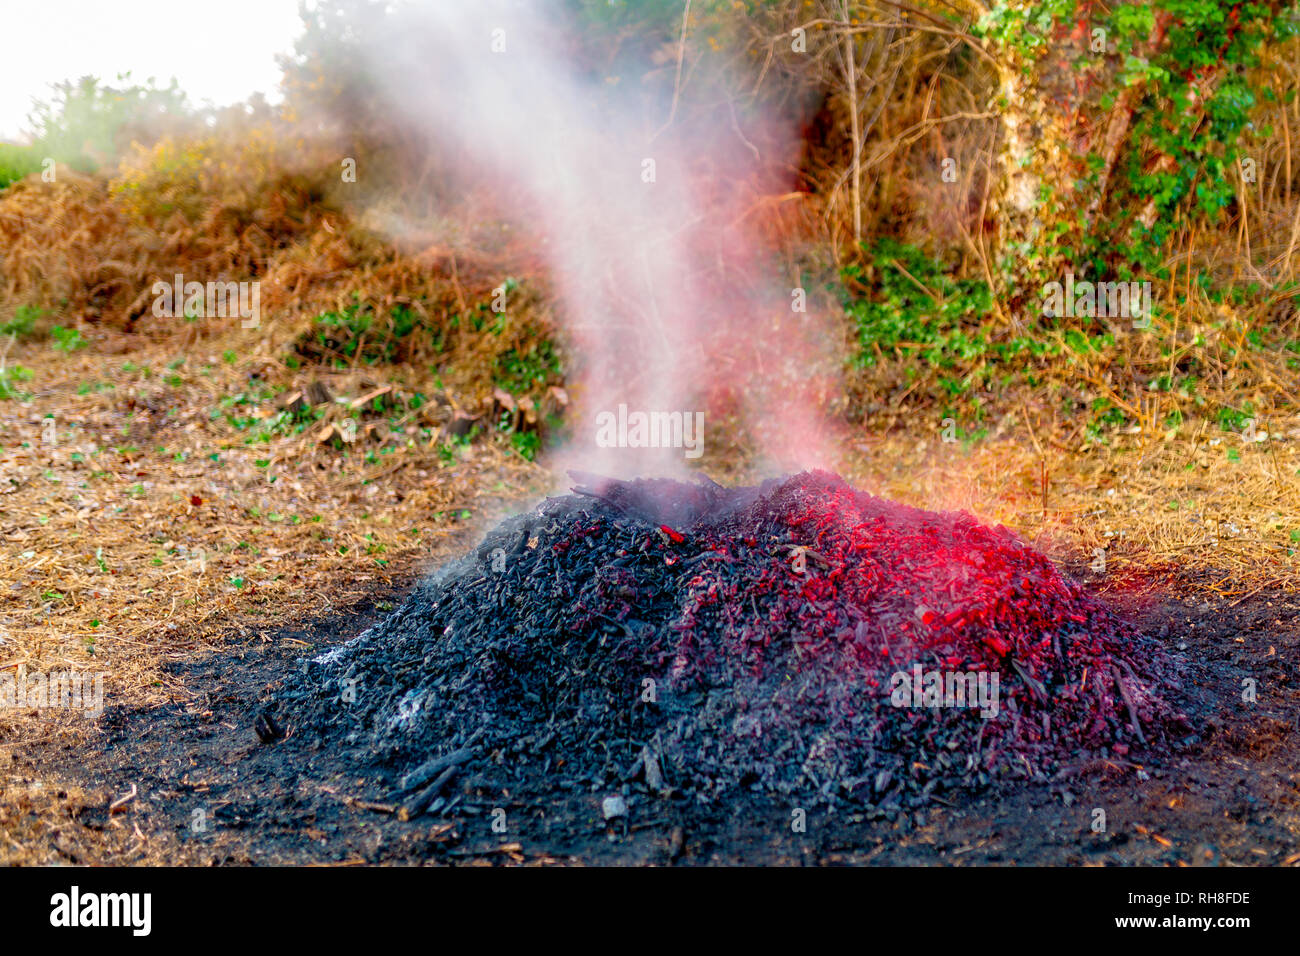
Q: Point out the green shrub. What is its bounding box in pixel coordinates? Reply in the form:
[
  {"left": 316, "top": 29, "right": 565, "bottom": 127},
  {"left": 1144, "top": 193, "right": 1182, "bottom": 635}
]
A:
[
  {"left": 1, "top": 304, "right": 44, "bottom": 337},
  {"left": 0, "top": 365, "right": 33, "bottom": 400},
  {"left": 50, "top": 325, "right": 86, "bottom": 352},
  {"left": 301, "top": 300, "right": 435, "bottom": 366},
  {"left": 0, "top": 144, "right": 43, "bottom": 191},
  {"left": 27, "top": 74, "right": 194, "bottom": 173},
  {"left": 493, "top": 339, "right": 562, "bottom": 395},
  {"left": 841, "top": 239, "right": 993, "bottom": 369}
]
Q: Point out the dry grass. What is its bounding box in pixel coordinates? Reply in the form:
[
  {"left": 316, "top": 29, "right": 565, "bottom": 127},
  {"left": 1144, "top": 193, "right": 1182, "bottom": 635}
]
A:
[
  {"left": 0, "top": 313, "right": 558, "bottom": 864},
  {"left": 838, "top": 406, "right": 1300, "bottom": 593},
  {"left": 0, "top": 330, "right": 550, "bottom": 696}
]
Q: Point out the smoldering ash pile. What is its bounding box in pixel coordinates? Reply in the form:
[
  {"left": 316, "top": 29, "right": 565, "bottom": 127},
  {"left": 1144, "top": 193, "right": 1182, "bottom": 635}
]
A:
[{"left": 284, "top": 472, "right": 1187, "bottom": 811}]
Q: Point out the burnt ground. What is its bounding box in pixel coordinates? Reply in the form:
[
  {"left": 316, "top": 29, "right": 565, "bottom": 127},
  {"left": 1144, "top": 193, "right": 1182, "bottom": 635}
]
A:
[{"left": 12, "top": 566, "right": 1300, "bottom": 866}]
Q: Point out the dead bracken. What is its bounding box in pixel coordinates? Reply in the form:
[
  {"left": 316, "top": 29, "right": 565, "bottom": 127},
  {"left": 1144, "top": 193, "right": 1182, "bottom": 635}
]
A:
[{"left": 284, "top": 471, "right": 1190, "bottom": 813}]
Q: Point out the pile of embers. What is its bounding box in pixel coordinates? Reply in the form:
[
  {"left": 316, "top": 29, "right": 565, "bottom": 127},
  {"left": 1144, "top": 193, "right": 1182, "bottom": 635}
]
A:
[{"left": 282, "top": 471, "right": 1189, "bottom": 811}]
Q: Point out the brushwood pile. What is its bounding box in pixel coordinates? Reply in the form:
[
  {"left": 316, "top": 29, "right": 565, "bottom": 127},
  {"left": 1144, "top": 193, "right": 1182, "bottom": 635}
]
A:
[{"left": 283, "top": 471, "right": 1188, "bottom": 811}]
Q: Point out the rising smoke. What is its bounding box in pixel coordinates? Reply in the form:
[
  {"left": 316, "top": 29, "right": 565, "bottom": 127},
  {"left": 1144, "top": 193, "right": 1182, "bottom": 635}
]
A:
[{"left": 357, "top": 0, "right": 840, "bottom": 478}]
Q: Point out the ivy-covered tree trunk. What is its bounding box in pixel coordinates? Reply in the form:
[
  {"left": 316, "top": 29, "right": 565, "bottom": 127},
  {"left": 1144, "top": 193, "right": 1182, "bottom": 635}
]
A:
[
  {"left": 979, "top": 0, "right": 1284, "bottom": 301},
  {"left": 991, "top": 60, "right": 1043, "bottom": 249},
  {"left": 981, "top": 2, "right": 1092, "bottom": 307}
]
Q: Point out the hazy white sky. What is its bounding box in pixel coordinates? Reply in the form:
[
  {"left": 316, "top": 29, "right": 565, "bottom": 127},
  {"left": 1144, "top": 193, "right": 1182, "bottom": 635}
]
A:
[{"left": 0, "top": 0, "right": 305, "bottom": 141}]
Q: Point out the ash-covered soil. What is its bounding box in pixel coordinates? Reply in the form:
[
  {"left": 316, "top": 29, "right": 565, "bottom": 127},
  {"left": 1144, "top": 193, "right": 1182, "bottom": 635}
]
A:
[
  {"left": 12, "top": 473, "right": 1300, "bottom": 868},
  {"left": 15, "top": 567, "right": 1300, "bottom": 866}
]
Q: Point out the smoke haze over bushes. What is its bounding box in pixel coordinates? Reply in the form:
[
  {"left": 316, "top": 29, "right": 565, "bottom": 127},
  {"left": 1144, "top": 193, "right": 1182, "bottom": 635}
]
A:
[{"left": 300, "top": 0, "right": 839, "bottom": 476}]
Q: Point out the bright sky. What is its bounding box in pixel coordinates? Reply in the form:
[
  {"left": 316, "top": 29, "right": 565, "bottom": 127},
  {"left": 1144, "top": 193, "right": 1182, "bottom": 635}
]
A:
[{"left": 0, "top": 0, "right": 305, "bottom": 141}]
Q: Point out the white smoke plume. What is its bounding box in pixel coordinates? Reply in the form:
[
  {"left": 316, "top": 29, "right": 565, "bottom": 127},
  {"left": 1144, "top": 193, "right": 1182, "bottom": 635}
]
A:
[{"left": 358, "top": 0, "right": 841, "bottom": 478}]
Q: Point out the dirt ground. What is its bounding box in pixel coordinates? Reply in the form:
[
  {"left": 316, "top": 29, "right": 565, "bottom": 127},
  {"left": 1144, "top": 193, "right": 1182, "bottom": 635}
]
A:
[{"left": 5, "top": 558, "right": 1297, "bottom": 867}]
